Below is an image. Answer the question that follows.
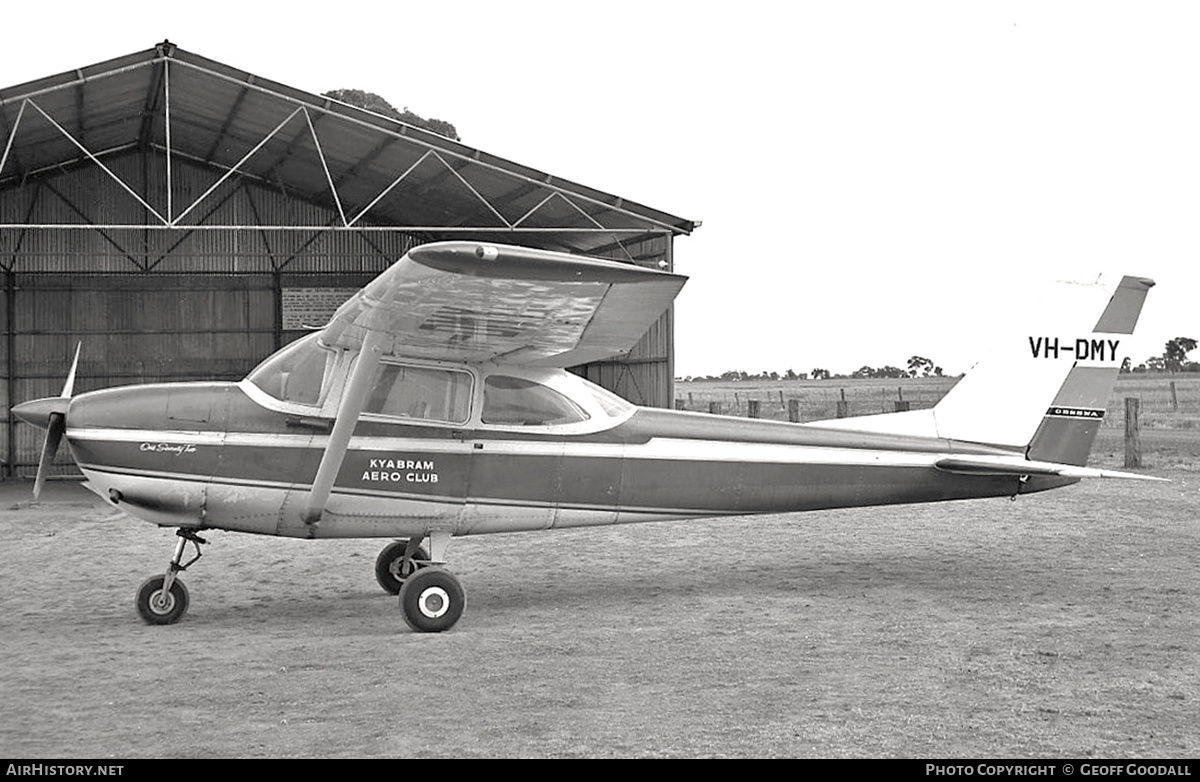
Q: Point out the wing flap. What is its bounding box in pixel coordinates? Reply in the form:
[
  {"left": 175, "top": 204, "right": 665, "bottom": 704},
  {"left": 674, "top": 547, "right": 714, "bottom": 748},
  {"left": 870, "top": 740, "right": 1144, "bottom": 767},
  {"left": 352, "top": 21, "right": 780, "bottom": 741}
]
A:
[{"left": 319, "top": 242, "right": 686, "bottom": 366}]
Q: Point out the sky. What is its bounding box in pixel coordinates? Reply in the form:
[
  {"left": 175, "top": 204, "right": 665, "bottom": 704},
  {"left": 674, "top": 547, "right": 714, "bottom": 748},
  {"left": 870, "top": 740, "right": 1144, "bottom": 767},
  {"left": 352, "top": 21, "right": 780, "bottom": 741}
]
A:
[{"left": 3, "top": 1, "right": 1197, "bottom": 377}]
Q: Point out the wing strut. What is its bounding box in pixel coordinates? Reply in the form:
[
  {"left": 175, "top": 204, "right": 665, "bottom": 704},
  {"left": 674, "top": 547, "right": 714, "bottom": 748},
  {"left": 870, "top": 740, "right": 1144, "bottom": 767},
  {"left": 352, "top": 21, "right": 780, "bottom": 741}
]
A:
[{"left": 303, "top": 332, "right": 386, "bottom": 526}]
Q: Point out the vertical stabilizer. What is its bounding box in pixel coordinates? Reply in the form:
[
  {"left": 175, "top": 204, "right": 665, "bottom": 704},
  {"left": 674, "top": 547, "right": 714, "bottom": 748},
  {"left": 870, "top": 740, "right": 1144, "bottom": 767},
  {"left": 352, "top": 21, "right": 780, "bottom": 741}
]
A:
[
  {"left": 933, "top": 274, "right": 1154, "bottom": 455},
  {"left": 1024, "top": 276, "right": 1155, "bottom": 464},
  {"left": 809, "top": 274, "right": 1155, "bottom": 464}
]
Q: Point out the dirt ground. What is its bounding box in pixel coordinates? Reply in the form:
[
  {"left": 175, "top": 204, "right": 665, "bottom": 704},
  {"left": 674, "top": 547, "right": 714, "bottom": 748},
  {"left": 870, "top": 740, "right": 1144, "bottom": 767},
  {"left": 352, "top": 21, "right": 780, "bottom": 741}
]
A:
[{"left": 1, "top": 458, "right": 1197, "bottom": 758}]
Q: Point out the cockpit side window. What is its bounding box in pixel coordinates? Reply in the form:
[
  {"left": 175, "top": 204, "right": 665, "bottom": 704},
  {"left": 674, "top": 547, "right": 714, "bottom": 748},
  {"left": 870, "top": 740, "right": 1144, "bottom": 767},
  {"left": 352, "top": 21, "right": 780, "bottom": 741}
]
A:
[
  {"left": 365, "top": 363, "right": 472, "bottom": 424},
  {"left": 481, "top": 375, "right": 590, "bottom": 427},
  {"left": 246, "top": 333, "right": 335, "bottom": 406}
]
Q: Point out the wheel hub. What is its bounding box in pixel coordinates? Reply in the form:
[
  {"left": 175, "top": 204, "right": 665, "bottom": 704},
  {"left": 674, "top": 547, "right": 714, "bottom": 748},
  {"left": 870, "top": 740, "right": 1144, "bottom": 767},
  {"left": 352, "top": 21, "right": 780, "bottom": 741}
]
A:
[
  {"left": 389, "top": 557, "right": 414, "bottom": 580},
  {"left": 149, "top": 590, "right": 175, "bottom": 614},
  {"left": 417, "top": 586, "right": 450, "bottom": 619}
]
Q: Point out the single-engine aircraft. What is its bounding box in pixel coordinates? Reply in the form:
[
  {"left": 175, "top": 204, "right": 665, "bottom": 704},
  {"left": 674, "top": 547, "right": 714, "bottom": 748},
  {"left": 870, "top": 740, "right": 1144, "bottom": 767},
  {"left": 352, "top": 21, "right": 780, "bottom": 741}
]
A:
[{"left": 11, "top": 242, "right": 1160, "bottom": 632}]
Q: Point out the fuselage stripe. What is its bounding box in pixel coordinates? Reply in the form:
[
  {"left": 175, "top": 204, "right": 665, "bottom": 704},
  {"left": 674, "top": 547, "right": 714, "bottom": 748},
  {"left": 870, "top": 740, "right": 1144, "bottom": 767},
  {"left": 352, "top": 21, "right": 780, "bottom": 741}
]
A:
[{"left": 68, "top": 427, "right": 947, "bottom": 467}]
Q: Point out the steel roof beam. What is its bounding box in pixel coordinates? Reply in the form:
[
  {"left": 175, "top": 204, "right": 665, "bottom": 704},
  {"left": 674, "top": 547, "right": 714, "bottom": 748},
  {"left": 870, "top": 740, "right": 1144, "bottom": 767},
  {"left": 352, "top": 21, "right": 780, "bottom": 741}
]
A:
[
  {"left": 303, "top": 108, "right": 346, "bottom": 226},
  {"left": 0, "top": 223, "right": 667, "bottom": 234},
  {"left": 0, "top": 100, "right": 27, "bottom": 183},
  {"left": 2, "top": 47, "right": 695, "bottom": 243},
  {"left": 40, "top": 180, "right": 141, "bottom": 269},
  {"left": 172, "top": 106, "right": 303, "bottom": 226},
  {"left": 24, "top": 99, "right": 167, "bottom": 224},
  {"left": 346, "top": 149, "right": 432, "bottom": 228},
  {"left": 2, "top": 50, "right": 696, "bottom": 236},
  {"left": 160, "top": 56, "right": 690, "bottom": 235}
]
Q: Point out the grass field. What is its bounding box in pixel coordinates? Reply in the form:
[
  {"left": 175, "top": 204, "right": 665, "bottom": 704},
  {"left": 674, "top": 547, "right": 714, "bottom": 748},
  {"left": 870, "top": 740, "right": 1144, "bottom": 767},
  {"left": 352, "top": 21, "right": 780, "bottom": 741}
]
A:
[{"left": 0, "top": 471, "right": 1196, "bottom": 758}]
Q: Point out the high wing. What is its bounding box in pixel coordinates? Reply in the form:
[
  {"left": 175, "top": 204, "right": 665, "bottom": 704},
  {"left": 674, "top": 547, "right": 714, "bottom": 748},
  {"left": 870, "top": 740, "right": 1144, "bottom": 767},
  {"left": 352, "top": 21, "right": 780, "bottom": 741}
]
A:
[
  {"left": 303, "top": 241, "right": 687, "bottom": 525},
  {"left": 318, "top": 241, "right": 688, "bottom": 367}
]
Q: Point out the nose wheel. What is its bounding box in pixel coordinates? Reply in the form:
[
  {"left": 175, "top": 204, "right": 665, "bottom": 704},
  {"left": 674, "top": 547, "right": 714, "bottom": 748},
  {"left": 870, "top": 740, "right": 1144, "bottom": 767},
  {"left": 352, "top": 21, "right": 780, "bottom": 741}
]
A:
[
  {"left": 135, "top": 529, "right": 206, "bottom": 625},
  {"left": 136, "top": 575, "right": 190, "bottom": 624}
]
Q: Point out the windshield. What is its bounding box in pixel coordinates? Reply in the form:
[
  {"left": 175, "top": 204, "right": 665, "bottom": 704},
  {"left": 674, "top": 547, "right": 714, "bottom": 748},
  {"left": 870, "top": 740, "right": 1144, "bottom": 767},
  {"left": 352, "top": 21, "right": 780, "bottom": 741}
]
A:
[{"left": 246, "top": 333, "right": 335, "bottom": 406}]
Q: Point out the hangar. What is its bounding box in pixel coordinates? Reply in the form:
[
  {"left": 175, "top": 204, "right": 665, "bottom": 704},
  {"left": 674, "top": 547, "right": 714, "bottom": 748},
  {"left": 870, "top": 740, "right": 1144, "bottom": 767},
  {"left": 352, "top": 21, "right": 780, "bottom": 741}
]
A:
[{"left": 0, "top": 41, "right": 696, "bottom": 478}]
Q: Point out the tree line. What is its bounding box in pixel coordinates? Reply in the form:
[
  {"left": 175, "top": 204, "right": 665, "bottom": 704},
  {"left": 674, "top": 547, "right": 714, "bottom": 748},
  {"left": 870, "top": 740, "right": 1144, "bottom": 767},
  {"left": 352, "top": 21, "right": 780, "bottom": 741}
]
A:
[
  {"left": 681, "top": 356, "right": 946, "bottom": 383},
  {"left": 1123, "top": 337, "right": 1199, "bottom": 374},
  {"left": 323, "top": 89, "right": 460, "bottom": 141}
]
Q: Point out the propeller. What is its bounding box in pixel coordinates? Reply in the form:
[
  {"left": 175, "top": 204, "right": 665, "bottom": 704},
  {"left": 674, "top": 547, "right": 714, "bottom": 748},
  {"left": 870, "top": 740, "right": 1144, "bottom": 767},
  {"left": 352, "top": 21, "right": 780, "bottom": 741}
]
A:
[{"left": 12, "top": 343, "right": 81, "bottom": 498}]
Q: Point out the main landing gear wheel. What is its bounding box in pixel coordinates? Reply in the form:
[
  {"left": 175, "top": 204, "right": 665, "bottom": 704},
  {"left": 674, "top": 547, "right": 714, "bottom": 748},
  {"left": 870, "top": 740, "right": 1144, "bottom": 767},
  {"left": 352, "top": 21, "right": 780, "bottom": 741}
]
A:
[
  {"left": 374, "top": 539, "right": 430, "bottom": 595},
  {"left": 136, "top": 575, "right": 190, "bottom": 625},
  {"left": 398, "top": 567, "right": 465, "bottom": 633}
]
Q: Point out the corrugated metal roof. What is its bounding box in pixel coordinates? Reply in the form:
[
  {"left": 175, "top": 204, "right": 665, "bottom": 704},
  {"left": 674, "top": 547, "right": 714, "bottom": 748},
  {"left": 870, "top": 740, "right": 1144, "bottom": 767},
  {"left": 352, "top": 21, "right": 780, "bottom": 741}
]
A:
[{"left": 0, "top": 41, "right": 695, "bottom": 255}]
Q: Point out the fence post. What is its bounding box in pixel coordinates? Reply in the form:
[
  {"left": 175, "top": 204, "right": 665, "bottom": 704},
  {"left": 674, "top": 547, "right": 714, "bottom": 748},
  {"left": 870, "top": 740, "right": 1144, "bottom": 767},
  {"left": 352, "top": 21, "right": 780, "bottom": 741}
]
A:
[
  {"left": 1124, "top": 397, "right": 1142, "bottom": 468},
  {"left": 788, "top": 398, "right": 800, "bottom": 423},
  {"left": 1170, "top": 381, "right": 1178, "bottom": 412},
  {"left": 747, "top": 399, "right": 760, "bottom": 419},
  {"left": 836, "top": 388, "right": 849, "bottom": 418}
]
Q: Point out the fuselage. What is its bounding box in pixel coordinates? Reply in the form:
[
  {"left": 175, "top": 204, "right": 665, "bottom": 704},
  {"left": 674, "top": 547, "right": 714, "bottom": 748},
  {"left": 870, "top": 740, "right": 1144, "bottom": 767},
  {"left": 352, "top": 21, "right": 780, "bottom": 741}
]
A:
[{"left": 60, "top": 342, "right": 1072, "bottom": 539}]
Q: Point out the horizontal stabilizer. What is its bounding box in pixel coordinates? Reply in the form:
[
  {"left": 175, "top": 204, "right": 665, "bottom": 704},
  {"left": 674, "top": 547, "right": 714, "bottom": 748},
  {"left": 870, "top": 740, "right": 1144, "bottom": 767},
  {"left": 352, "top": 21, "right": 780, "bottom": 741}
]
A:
[{"left": 934, "top": 455, "right": 1167, "bottom": 482}]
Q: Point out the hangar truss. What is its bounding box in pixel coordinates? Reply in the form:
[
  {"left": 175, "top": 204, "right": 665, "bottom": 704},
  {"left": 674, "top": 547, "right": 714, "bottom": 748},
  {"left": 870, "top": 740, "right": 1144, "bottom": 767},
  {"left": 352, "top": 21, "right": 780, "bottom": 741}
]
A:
[{"left": 0, "top": 41, "right": 695, "bottom": 477}]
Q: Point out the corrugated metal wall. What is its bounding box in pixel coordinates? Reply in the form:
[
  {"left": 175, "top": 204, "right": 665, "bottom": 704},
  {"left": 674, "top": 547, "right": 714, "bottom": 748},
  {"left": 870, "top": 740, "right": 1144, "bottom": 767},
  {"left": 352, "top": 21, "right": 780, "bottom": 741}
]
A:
[
  {"left": 1, "top": 154, "right": 410, "bottom": 476},
  {"left": 1, "top": 153, "right": 676, "bottom": 477},
  {"left": 578, "top": 234, "right": 675, "bottom": 407},
  {"left": 5, "top": 273, "right": 277, "bottom": 476}
]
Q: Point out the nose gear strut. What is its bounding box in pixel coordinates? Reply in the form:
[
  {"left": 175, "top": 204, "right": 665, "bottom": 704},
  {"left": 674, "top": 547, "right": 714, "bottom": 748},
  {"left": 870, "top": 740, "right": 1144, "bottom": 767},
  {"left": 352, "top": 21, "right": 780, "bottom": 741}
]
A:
[{"left": 135, "top": 529, "right": 207, "bottom": 625}]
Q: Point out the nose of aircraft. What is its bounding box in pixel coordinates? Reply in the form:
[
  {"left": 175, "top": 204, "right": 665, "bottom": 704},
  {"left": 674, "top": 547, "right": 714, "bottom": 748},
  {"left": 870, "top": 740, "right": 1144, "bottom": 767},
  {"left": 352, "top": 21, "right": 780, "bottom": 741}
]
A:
[{"left": 12, "top": 396, "right": 70, "bottom": 430}]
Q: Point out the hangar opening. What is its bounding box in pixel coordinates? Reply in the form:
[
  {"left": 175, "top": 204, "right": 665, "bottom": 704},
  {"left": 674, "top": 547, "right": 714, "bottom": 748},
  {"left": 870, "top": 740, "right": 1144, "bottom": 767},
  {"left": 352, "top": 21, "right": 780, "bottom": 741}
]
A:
[{"left": 0, "top": 41, "right": 696, "bottom": 478}]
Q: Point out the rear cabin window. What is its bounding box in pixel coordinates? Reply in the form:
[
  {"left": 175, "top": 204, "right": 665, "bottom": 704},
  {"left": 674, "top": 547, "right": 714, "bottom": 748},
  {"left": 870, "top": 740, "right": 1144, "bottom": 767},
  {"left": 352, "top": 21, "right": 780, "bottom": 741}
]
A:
[
  {"left": 481, "top": 375, "right": 589, "bottom": 427},
  {"left": 246, "top": 333, "right": 333, "bottom": 406},
  {"left": 366, "top": 363, "right": 472, "bottom": 424}
]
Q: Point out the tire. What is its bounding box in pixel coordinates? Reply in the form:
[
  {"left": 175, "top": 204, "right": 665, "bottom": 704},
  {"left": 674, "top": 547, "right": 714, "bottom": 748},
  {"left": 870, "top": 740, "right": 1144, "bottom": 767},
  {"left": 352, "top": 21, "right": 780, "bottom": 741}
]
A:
[
  {"left": 398, "top": 567, "right": 465, "bottom": 633},
  {"left": 374, "top": 540, "right": 430, "bottom": 595},
  {"left": 135, "top": 575, "right": 190, "bottom": 625}
]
